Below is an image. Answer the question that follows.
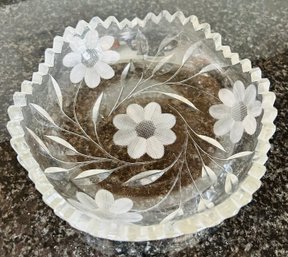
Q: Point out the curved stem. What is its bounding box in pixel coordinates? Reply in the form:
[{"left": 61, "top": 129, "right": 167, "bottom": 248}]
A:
[
  {"left": 135, "top": 171, "right": 180, "bottom": 213},
  {"left": 65, "top": 160, "right": 101, "bottom": 171},
  {"left": 182, "top": 128, "right": 206, "bottom": 200},
  {"left": 108, "top": 35, "right": 190, "bottom": 112},
  {"left": 178, "top": 162, "right": 183, "bottom": 208},
  {"left": 166, "top": 82, "right": 219, "bottom": 100},
  {"left": 206, "top": 155, "right": 225, "bottom": 170},
  {"left": 72, "top": 83, "right": 126, "bottom": 163},
  {"left": 56, "top": 126, "right": 90, "bottom": 141},
  {"left": 110, "top": 72, "right": 145, "bottom": 114},
  {"left": 168, "top": 105, "right": 199, "bottom": 135},
  {"left": 188, "top": 133, "right": 205, "bottom": 166},
  {"left": 72, "top": 83, "right": 152, "bottom": 166},
  {"left": 184, "top": 132, "right": 210, "bottom": 202},
  {"left": 167, "top": 108, "right": 216, "bottom": 200},
  {"left": 108, "top": 80, "right": 125, "bottom": 117},
  {"left": 184, "top": 154, "right": 205, "bottom": 201},
  {"left": 47, "top": 153, "right": 109, "bottom": 166},
  {"left": 170, "top": 106, "right": 227, "bottom": 160},
  {"left": 60, "top": 109, "right": 79, "bottom": 127},
  {"left": 129, "top": 64, "right": 184, "bottom": 98},
  {"left": 135, "top": 131, "right": 189, "bottom": 213},
  {"left": 177, "top": 72, "right": 200, "bottom": 84}
]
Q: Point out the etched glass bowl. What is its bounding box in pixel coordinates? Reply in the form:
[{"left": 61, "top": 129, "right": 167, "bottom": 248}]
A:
[{"left": 7, "top": 11, "right": 276, "bottom": 243}]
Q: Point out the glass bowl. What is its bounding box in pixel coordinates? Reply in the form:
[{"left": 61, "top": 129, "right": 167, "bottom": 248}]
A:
[{"left": 7, "top": 11, "right": 276, "bottom": 243}]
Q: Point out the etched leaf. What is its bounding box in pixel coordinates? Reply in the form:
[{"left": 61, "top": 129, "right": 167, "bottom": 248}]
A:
[
  {"left": 109, "top": 63, "right": 132, "bottom": 117},
  {"left": 92, "top": 92, "right": 103, "bottom": 126},
  {"left": 26, "top": 127, "right": 50, "bottom": 154},
  {"left": 152, "top": 54, "right": 174, "bottom": 74},
  {"left": 158, "top": 34, "right": 179, "bottom": 53},
  {"left": 225, "top": 173, "right": 239, "bottom": 194},
  {"left": 197, "top": 198, "right": 214, "bottom": 212},
  {"left": 160, "top": 207, "right": 184, "bottom": 224},
  {"left": 45, "top": 167, "right": 69, "bottom": 173},
  {"left": 201, "top": 165, "right": 217, "bottom": 182},
  {"left": 124, "top": 169, "right": 164, "bottom": 186},
  {"left": 45, "top": 135, "right": 77, "bottom": 152},
  {"left": 121, "top": 62, "right": 131, "bottom": 81},
  {"left": 50, "top": 75, "right": 63, "bottom": 110},
  {"left": 159, "top": 92, "right": 199, "bottom": 111},
  {"left": 30, "top": 103, "right": 56, "bottom": 125},
  {"left": 197, "top": 134, "right": 226, "bottom": 152},
  {"left": 199, "top": 63, "right": 222, "bottom": 74},
  {"left": 182, "top": 42, "right": 201, "bottom": 64},
  {"left": 227, "top": 151, "right": 253, "bottom": 160},
  {"left": 74, "top": 169, "right": 112, "bottom": 179}
]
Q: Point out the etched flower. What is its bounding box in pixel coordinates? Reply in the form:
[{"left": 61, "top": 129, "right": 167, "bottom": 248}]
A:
[
  {"left": 113, "top": 102, "right": 176, "bottom": 159},
  {"left": 63, "top": 30, "right": 120, "bottom": 88},
  {"left": 209, "top": 81, "right": 262, "bottom": 143},
  {"left": 68, "top": 189, "right": 142, "bottom": 224}
]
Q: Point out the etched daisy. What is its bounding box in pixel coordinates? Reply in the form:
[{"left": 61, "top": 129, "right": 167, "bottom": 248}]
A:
[
  {"left": 68, "top": 189, "right": 142, "bottom": 224},
  {"left": 113, "top": 102, "right": 176, "bottom": 159},
  {"left": 63, "top": 30, "right": 120, "bottom": 88},
  {"left": 209, "top": 81, "right": 262, "bottom": 143}
]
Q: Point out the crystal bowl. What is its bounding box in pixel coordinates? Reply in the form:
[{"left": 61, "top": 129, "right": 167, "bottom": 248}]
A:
[{"left": 7, "top": 11, "right": 277, "bottom": 242}]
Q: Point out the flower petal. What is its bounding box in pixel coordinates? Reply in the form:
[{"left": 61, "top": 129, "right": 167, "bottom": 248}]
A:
[
  {"left": 225, "top": 173, "right": 239, "bottom": 194},
  {"left": 110, "top": 198, "right": 133, "bottom": 214},
  {"left": 154, "top": 128, "right": 176, "bottom": 145},
  {"left": 146, "top": 136, "right": 165, "bottom": 159},
  {"left": 127, "top": 104, "right": 144, "bottom": 123},
  {"left": 95, "top": 189, "right": 114, "bottom": 210},
  {"left": 213, "top": 118, "right": 234, "bottom": 136},
  {"left": 76, "top": 192, "right": 97, "bottom": 210},
  {"left": 219, "top": 88, "right": 236, "bottom": 107},
  {"left": 144, "top": 102, "right": 162, "bottom": 120},
  {"left": 117, "top": 212, "right": 143, "bottom": 223},
  {"left": 209, "top": 104, "right": 230, "bottom": 119},
  {"left": 94, "top": 61, "right": 115, "bottom": 79},
  {"left": 113, "top": 129, "right": 137, "bottom": 146},
  {"left": 99, "top": 36, "right": 114, "bottom": 50},
  {"left": 63, "top": 52, "right": 81, "bottom": 67},
  {"left": 233, "top": 81, "right": 245, "bottom": 101},
  {"left": 230, "top": 121, "right": 244, "bottom": 143},
  {"left": 244, "top": 84, "right": 257, "bottom": 105},
  {"left": 248, "top": 100, "right": 262, "bottom": 117},
  {"left": 84, "top": 30, "right": 99, "bottom": 49},
  {"left": 70, "top": 37, "right": 86, "bottom": 53},
  {"left": 70, "top": 63, "right": 86, "bottom": 84},
  {"left": 243, "top": 115, "right": 257, "bottom": 135},
  {"left": 85, "top": 68, "right": 100, "bottom": 88},
  {"left": 101, "top": 50, "right": 120, "bottom": 64},
  {"left": 152, "top": 113, "right": 176, "bottom": 129},
  {"left": 113, "top": 114, "right": 136, "bottom": 130},
  {"left": 128, "top": 137, "right": 147, "bottom": 159}
]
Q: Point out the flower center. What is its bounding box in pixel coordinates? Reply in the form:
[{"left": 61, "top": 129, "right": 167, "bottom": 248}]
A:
[
  {"left": 81, "top": 49, "right": 99, "bottom": 67},
  {"left": 231, "top": 102, "right": 247, "bottom": 121},
  {"left": 136, "top": 121, "right": 156, "bottom": 139}
]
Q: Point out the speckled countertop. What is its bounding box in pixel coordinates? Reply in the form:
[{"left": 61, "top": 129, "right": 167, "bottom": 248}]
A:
[{"left": 0, "top": 0, "right": 287, "bottom": 256}]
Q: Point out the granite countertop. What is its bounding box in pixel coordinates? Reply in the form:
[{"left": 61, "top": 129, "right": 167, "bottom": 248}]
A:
[{"left": 0, "top": 0, "right": 287, "bottom": 256}]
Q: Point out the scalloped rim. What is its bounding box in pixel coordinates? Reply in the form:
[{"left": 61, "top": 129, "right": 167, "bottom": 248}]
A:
[{"left": 6, "top": 10, "right": 277, "bottom": 242}]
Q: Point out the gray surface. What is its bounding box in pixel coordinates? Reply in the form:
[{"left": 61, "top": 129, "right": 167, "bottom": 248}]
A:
[{"left": 0, "top": 0, "right": 287, "bottom": 256}]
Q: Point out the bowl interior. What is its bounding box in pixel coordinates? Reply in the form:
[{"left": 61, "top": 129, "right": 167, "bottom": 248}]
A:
[{"left": 18, "top": 14, "right": 263, "bottom": 228}]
